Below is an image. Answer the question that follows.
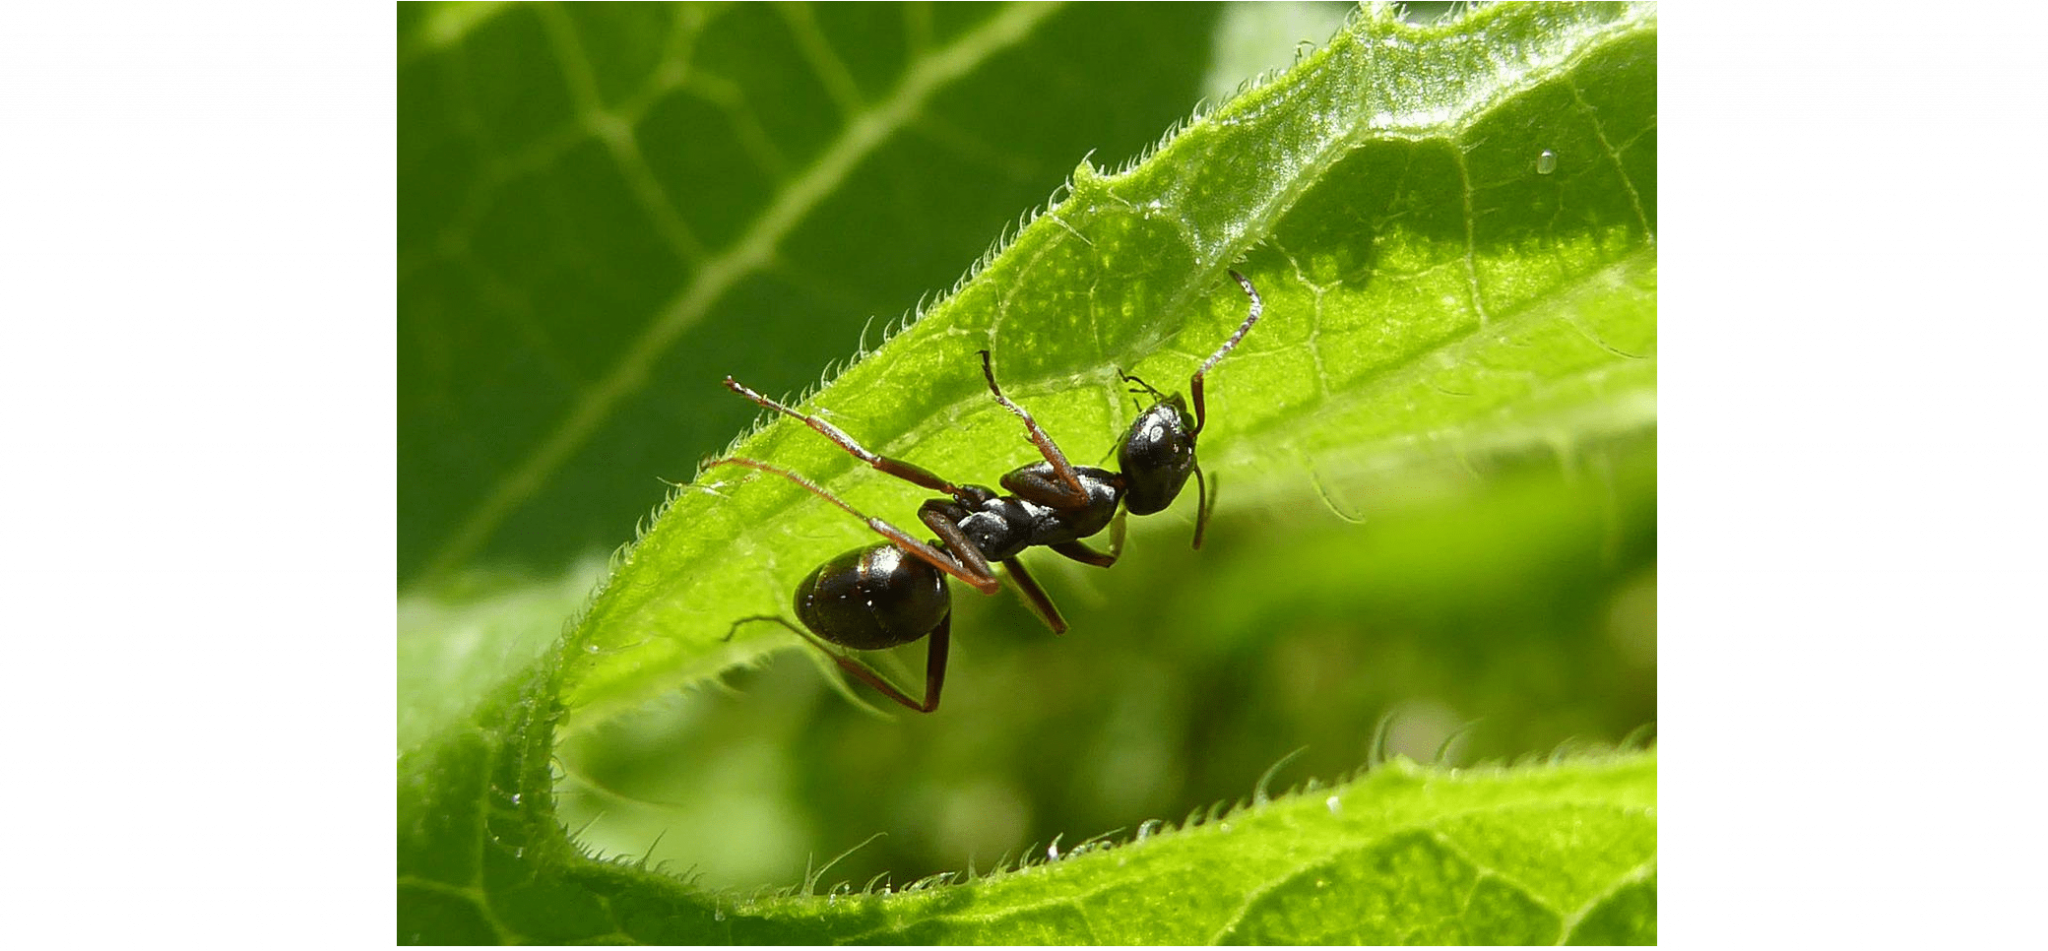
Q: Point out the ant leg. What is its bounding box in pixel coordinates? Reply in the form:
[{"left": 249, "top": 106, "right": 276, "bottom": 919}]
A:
[
  {"left": 708, "top": 457, "right": 999, "bottom": 595},
  {"left": 1050, "top": 541, "right": 1114, "bottom": 567},
  {"left": 1118, "top": 369, "right": 1167, "bottom": 406},
  {"left": 1050, "top": 508, "right": 1125, "bottom": 568},
  {"left": 915, "top": 501, "right": 1005, "bottom": 596},
  {"left": 725, "top": 377, "right": 963, "bottom": 496},
  {"left": 977, "top": 350, "right": 1088, "bottom": 508},
  {"left": 920, "top": 612, "right": 950, "bottom": 711},
  {"left": 1191, "top": 465, "right": 1219, "bottom": 550},
  {"left": 1188, "top": 270, "right": 1263, "bottom": 436},
  {"left": 727, "top": 614, "right": 945, "bottom": 712},
  {"left": 1000, "top": 557, "right": 1069, "bottom": 635},
  {"left": 915, "top": 502, "right": 1064, "bottom": 633},
  {"left": 1116, "top": 368, "right": 1166, "bottom": 414},
  {"left": 725, "top": 614, "right": 789, "bottom": 641},
  {"left": 817, "top": 613, "right": 947, "bottom": 713}
]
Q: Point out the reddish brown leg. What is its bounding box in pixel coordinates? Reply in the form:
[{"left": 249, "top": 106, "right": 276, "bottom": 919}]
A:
[
  {"left": 708, "top": 457, "right": 1000, "bottom": 595},
  {"left": 1191, "top": 465, "right": 1218, "bottom": 550},
  {"left": 727, "top": 614, "right": 948, "bottom": 713},
  {"left": 1001, "top": 557, "right": 1068, "bottom": 634},
  {"left": 725, "top": 377, "right": 963, "bottom": 497},
  {"left": 917, "top": 503, "right": 1001, "bottom": 590},
  {"left": 977, "top": 350, "right": 1088, "bottom": 508},
  {"left": 1050, "top": 509, "right": 1125, "bottom": 567},
  {"left": 915, "top": 502, "right": 1066, "bottom": 634}
]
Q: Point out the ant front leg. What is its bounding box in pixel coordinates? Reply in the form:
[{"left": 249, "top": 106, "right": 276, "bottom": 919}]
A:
[
  {"left": 725, "top": 377, "right": 964, "bottom": 497},
  {"left": 1118, "top": 369, "right": 1168, "bottom": 411},
  {"left": 726, "top": 614, "right": 949, "bottom": 712},
  {"left": 1191, "top": 466, "right": 1217, "bottom": 550}
]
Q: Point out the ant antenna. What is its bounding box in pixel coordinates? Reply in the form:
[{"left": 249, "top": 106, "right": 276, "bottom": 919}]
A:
[{"left": 1189, "top": 270, "right": 1263, "bottom": 437}]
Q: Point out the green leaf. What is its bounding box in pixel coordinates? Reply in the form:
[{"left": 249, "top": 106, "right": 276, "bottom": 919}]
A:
[
  {"left": 562, "top": 0, "right": 1655, "bottom": 728},
  {"left": 402, "top": 657, "right": 1652, "bottom": 943},
  {"left": 399, "top": 2, "right": 1657, "bottom": 944},
  {"left": 400, "top": 3, "right": 1246, "bottom": 582}
]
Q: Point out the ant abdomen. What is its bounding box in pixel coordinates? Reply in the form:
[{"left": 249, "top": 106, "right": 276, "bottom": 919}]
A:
[{"left": 794, "top": 544, "right": 948, "bottom": 651}]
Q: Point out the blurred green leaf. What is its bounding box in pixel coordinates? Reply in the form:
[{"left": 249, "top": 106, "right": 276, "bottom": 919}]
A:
[
  {"left": 400, "top": 2, "right": 1236, "bottom": 582},
  {"left": 402, "top": 661, "right": 1654, "bottom": 944}
]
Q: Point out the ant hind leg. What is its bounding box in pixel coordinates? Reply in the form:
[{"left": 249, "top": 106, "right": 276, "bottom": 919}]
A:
[
  {"left": 724, "top": 377, "right": 963, "bottom": 496},
  {"left": 709, "top": 457, "right": 998, "bottom": 595},
  {"left": 727, "top": 613, "right": 948, "bottom": 713}
]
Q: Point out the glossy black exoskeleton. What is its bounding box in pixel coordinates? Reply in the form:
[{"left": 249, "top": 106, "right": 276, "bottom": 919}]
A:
[{"left": 715, "top": 270, "right": 1263, "bottom": 711}]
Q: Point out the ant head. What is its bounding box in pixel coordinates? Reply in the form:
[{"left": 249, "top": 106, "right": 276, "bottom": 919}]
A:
[{"left": 1117, "top": 393, "right": 1196, "bottom": 515}]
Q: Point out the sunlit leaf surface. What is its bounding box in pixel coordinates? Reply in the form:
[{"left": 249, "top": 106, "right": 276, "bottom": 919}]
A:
[{"left": 398, "top": 3, "right": 1656, "bottom": 944}]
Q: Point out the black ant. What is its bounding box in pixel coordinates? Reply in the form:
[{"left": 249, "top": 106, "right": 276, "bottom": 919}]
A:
[{"left": 711, "top": 270, "right": 1263, "bottom": 712}]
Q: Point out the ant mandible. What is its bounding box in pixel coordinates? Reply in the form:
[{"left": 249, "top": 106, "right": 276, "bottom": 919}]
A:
[{"left": 711, "top": 270, "right": 1263, "bottom": 712}]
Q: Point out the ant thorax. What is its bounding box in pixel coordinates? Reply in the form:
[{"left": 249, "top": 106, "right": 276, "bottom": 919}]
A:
[{"left": 933, "top": 465, "right": 1122, "bottom": 562}]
